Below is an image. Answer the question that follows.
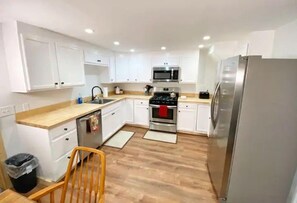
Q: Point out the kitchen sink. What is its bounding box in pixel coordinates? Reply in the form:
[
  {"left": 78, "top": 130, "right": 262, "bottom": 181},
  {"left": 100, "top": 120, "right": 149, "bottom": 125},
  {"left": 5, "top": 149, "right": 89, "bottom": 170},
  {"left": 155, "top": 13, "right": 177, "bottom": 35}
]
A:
[{"left": 88, "top": 98, "right": 115, "bottom": 104}]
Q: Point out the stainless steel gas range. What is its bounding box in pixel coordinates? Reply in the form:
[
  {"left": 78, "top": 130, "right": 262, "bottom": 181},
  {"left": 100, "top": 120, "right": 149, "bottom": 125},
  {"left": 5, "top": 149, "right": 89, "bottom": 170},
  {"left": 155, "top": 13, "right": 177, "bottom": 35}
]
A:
[{"left": 149, "top": 87, "right": 179, "bottom": 133}]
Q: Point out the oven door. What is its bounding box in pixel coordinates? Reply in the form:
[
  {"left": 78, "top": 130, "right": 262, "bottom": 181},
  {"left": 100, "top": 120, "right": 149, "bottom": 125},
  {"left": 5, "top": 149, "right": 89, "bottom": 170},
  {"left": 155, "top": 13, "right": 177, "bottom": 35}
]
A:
[{"left": 149, "top": 104, "right": 177, "bottom": 124}]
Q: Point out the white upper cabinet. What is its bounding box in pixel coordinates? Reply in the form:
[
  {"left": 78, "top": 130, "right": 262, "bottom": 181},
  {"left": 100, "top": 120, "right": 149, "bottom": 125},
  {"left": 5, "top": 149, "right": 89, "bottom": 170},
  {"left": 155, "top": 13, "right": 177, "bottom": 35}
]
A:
[
  {"left": 180, "top": 56, "right": 198, "bottom": 83},
  {"left": 151, "top": 55, "right": 180, "bottom": 66},
  {"left": 20, "top": 34, "right": 58, "bottom": 91},
  {"left": 115, "top": 53, "right": 151, "bottom": 83},
  {"left": 114, "top": 52, "right": 201, "bottom": 84},
  {"left": 130, "top": 54, "right": 151, "bottom": 82},
  {"left": 109, "top": 56, "right": 116, "bottom": 82},
  {"left": 55, "top": 43, "right": 85, "bottom": 87},
  {"left": 115, "top": 54, "right": 130, "bottom": 82},
  {"left": 2, "top": 21, "right": 86, "bottom": 92},
  {"left": 84, "top": 49, "right": 110, "bottom": 67}
]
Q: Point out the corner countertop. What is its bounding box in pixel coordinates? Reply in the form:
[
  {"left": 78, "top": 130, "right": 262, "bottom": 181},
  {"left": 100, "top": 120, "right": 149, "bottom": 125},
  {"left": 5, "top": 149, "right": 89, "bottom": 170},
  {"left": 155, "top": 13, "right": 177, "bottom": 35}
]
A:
[
  {"left": 15, "top": 94, "right": 151, "bottom": 129},
  {"left": 16, "top": 94, "right": 210, "bottom": 129}
]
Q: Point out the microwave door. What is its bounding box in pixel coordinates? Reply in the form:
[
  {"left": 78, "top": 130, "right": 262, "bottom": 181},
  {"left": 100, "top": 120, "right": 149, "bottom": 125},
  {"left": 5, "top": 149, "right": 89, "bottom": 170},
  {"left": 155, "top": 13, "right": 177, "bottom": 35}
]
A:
[{"left": 153, "top": 70, "right": 171, "bottom": 82}]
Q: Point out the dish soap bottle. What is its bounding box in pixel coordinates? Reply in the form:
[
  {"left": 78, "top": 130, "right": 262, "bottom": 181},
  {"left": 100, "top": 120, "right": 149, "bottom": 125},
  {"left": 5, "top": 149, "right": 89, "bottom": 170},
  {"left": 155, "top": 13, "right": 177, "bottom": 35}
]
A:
[{"left": 77, "top": 94, "right": 83, "bottom": 104}]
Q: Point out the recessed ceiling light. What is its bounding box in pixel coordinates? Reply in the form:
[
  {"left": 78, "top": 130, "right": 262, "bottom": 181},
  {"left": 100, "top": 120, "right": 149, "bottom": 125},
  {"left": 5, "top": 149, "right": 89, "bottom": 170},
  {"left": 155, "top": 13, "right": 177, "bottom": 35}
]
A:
[
  {"left": 84, "top": 28, "right": 94, "bottom": 34},
  {"left": 113, "top": 41, "right": 120, "bottom": 46},
  {"left": 161, "top": 46, "right": 166, "bottom": 50},
  {"left": 130, "top": 49, "right": 135, "bottom": 52},
  {"left": 203, "top": 35, "right": 211, "bottom": 40},
  {"left": 198, "top": 44, "right": 204, "bottom": 49}
]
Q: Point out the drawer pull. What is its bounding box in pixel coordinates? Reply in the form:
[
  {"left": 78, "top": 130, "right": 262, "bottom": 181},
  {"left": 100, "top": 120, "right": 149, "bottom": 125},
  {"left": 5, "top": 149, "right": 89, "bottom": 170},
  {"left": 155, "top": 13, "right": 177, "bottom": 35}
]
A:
[
  {"left": 65, "top": 138, "right": 69, "bottom": 141},
  {"left": 64, "top": 128, "right": 68, "bottom": 131},
  {"left": 186, "top": 105, "right": 188, "bottom": 107},
  {"left": 112, "top": 113, "right": 115, "bottom": 115},
  {"left": 67, "top": 156, "right": 71, "bottom": 159}
]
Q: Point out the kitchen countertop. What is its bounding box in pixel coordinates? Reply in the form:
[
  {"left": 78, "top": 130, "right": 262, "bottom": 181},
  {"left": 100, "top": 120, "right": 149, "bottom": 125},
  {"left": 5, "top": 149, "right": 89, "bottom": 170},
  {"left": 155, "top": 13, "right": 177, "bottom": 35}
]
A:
[
  {"left": 16, "top": 95, "right": 151, "bottom": 129},
  {"left": 16, "top": 94, "right": 210, "bottom": 129},
  {"left": 178, "top": 97, "right": 211, "bottom": 104}
]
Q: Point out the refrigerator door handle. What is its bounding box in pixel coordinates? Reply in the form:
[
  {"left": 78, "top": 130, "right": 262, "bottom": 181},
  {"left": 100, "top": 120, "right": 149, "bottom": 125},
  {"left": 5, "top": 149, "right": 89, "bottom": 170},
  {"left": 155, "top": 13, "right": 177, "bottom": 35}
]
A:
[{"left": 211, "top": 82, "right": 221, "bottom": 128}]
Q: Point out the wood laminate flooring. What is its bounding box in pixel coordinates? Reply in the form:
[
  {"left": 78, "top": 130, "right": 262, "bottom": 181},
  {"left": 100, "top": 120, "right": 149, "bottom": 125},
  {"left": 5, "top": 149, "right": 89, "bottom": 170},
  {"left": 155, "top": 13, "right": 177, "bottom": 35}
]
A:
[{"left": 23, "top": 126, "right": 218, "bottom": 203}]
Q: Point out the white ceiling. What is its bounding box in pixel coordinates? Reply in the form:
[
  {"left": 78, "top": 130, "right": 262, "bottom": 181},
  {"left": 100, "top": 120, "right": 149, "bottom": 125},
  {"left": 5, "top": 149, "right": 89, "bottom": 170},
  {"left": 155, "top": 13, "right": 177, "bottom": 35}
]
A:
[{"left": 0, "top": 0, "right": 297, "bottom": 52}]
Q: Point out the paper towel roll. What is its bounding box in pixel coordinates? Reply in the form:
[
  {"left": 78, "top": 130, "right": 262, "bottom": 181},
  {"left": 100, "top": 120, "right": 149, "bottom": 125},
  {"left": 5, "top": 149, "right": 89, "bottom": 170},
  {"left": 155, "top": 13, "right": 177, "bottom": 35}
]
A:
[{"left": 103, "top": 87, "right": 108, "bottom": 98}]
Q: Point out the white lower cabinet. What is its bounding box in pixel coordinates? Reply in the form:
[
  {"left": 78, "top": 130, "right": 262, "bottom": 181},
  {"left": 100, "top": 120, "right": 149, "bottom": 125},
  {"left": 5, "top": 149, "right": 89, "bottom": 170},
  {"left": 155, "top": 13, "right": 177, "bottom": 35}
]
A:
[
  {"left": 133, "top": 99, "right": 149, "bottom": 126},
  {"left": 177, "top": 103, "right": 197, "bottom": 132},
  {"left": 196, "top": 104, "right": 211, "bottom": 135},
  {"left": 17, "top": 120, "right": 79, "bottom": 182},
  {"left": 177, "top": 102, "right": 211, "bottom": 135},
  {"left": 125, "top": 99, "right": 134, "bottom": 124},
  {"left": 101, "top": 101, "right": 125, "bottom": 142}
]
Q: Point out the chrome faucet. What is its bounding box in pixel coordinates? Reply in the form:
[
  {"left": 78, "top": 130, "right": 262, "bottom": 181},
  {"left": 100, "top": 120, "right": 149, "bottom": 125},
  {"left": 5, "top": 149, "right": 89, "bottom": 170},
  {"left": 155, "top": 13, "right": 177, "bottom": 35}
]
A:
[{"left": 91, "top": 86, "right": 103, "bottom": 101}]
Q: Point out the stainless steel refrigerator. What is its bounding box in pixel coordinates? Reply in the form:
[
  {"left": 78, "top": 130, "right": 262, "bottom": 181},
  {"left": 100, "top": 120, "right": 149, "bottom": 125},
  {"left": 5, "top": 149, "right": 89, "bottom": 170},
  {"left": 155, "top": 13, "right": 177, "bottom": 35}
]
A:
[{"left": 207, "top": 55, "right": 297, "bottom": 203}]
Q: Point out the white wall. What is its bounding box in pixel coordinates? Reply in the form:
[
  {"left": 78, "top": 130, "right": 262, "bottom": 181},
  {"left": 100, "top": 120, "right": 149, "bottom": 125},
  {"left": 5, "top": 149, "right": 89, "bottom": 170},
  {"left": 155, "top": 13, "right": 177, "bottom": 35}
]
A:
[
  {"left": 273, "top": 19, "right": 297, "bottom": 58},
  {"left": 115, "top": 83, "right": 197, "bottom": 94},
  {"left": 246, "top": 30, "right": 275, "bottom": 58},
  {"left": 0, "top": 24, "right": 112, "bottom": 157}
]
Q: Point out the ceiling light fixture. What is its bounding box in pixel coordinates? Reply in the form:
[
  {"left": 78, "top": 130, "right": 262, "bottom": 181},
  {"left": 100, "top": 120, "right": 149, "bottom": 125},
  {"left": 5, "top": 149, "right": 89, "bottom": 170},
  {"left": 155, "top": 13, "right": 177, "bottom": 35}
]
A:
[
  {"left": 198, "top": 44, "right": 204, "bottom": 49},
  {"left": 161, "top": 46, "right": 166, "bottom": 50},
  {"left": 84, "top": 28, "right": 94, "bottom": 34},
  {"left": 203, "top": 35, "right": 211, "bottom": 40},
  {"left": 113, "top": 41, "right": 120, "bottom": 46},
  {"left": 130, "top": 49, "right": 135, "bottom": 52}
]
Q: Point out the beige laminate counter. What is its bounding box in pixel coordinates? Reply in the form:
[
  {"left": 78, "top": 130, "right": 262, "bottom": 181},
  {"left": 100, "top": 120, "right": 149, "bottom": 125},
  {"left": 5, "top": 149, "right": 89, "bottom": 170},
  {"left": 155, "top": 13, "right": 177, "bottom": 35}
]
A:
[
  {"left": 16, "top": 95, "right": 151, "bottom": 129},
  {"left": 178, "top": 97, "right": 211, "bottom": 104},
  {"left": 16, "top": 94, "right": 210, "bottom": 129}
]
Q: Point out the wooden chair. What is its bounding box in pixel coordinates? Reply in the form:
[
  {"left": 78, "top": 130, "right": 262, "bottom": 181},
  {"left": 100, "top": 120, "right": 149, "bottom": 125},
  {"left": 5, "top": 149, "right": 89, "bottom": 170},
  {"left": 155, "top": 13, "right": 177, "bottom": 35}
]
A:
[{"left": 28, "top": 146, "right": 106, "bottom": 203}]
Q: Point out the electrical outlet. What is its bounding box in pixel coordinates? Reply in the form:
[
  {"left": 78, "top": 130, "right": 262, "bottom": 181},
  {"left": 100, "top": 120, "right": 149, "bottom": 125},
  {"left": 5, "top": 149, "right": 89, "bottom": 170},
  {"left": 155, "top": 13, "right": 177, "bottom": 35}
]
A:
[{"left": 0, "top": 105, "right": 15, "bottom": 118}]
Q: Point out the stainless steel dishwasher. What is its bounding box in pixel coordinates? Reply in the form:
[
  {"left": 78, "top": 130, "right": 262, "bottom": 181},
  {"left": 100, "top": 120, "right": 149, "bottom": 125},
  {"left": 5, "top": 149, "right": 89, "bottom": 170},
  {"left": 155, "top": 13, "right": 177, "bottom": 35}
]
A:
[{"left": 76, "top": 110, "right": 102, "bottom": 160}]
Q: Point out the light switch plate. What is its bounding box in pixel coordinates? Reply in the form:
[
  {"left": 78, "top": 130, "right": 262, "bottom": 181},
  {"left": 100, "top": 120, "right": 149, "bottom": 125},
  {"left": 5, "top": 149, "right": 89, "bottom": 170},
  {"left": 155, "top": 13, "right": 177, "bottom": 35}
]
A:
[{"left": 0, "top": 105, "right": 15, "bottom": 118}]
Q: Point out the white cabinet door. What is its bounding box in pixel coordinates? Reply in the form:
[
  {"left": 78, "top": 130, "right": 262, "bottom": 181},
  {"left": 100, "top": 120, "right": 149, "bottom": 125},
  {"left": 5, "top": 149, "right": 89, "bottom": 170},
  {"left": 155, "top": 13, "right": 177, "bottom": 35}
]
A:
[
  {"left": 196, "top": 104, "right": 211, "bottom": 135},
  {"left": 84, "top": 49, "right": 109, "bottom": 66},
  {"left": 20, "top": 34, "right": 58, "bottom": 91},
  {"left": 177, "top": 105, "right": 197, "bottom": 132},
  {"left": 180, "top": 56, "right": 198, "bottom": 83},
  {"left": 125, "top": 99, "right": 134, "bottom": 124},
  {"left": 112, "top": 107, "right": 123, "bottom": 133},
  {"left": 167, "top": 56, "right": 180, "bottom": 66},
  {"left": 115, "top": 54, "right": 130, "bottom": 82},
  {"left": 129, "top": 54, "right": 140, "bottom": 82},
  {"left": 134, "top": 103, "right": 149, "bottom": 126},
  {"left": 55, "top": 43, "right": 85, "bottom": 87},
  {"left": 102, "top": 111, "right": 114, "bottom": 142},
  {"left": 109, "top": 56, "right": 116, "bottom": 82},
  {"left": 151, "top": 55, "right": 180, "bottom": 66},
  {"left": 137, "top": 54, "right": 152, "bottom": 82}
]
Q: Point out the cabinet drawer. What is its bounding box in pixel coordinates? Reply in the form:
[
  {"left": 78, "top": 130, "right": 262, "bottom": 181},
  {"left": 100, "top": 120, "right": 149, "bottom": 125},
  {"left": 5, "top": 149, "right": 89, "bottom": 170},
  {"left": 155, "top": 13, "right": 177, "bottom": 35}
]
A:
[
  {"left": 49, "top": 120, "right": 76, "bottom": 140},
  {"left": 134, "top": 99, "right": 148, "bottom": 106},
  {"left": 178, "top": 103, "right": 197, "bottom": 109},
  {"left": 51, "top": 129, "right": 78, "bottom": 160},
  {"left": 102, "top": 101, "right": 122, "bottom": 115},
  {"left": 52, "top": 150, "right": 79, "bottom": 182}
]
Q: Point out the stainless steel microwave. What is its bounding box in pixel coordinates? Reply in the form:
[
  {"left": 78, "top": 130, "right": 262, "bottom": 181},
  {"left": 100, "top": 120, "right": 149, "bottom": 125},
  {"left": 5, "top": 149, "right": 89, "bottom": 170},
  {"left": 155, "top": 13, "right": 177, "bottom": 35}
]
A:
[{"left": 152, "top": 67, "right": 180, "bottom": 82}]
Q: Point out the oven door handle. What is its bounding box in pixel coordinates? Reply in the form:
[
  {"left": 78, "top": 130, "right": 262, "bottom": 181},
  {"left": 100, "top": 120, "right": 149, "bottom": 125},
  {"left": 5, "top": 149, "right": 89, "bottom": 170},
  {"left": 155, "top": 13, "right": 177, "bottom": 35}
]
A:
[
  {"left": 150, "top": 104, "right": 177, "bottom": 109},
  {"left": 150, "top": 122, "right": 176, "bottom": 127}
]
